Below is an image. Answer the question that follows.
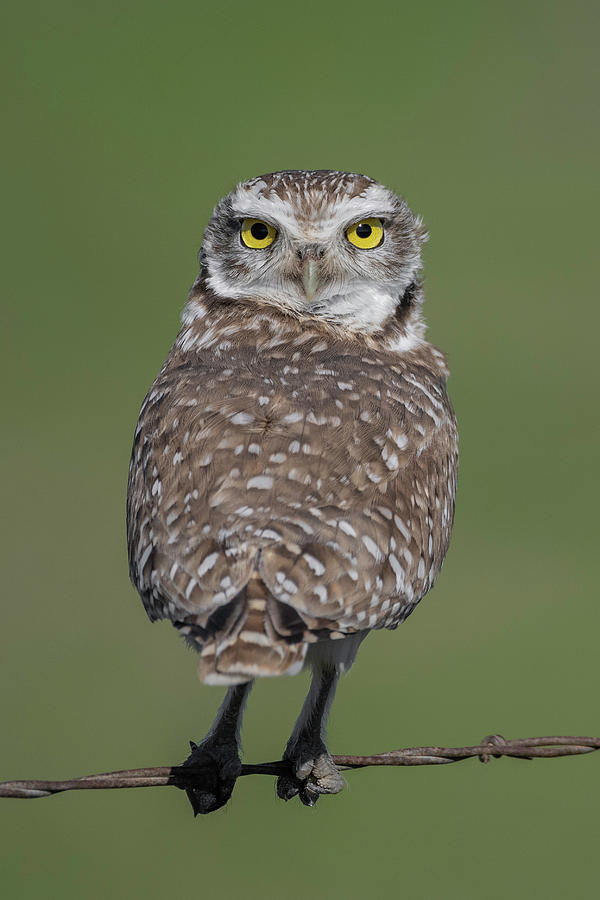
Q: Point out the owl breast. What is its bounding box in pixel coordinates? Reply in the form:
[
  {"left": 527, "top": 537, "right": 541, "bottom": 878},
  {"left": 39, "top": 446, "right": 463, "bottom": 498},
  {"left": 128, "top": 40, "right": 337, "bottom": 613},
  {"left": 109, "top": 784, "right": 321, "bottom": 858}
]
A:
[{"left": 127, "top": 327, "right": 458, "bottom": 661}]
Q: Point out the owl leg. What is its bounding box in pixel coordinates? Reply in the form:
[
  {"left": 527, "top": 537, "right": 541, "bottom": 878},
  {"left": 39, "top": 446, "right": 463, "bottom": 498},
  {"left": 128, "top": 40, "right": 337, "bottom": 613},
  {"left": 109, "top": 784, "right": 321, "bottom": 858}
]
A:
[
  {"left": 276, "top": 662, "right": 344, "bottom": 806},
  {"left": 180, "top": 680, "right": 252, "bottom": 816}
]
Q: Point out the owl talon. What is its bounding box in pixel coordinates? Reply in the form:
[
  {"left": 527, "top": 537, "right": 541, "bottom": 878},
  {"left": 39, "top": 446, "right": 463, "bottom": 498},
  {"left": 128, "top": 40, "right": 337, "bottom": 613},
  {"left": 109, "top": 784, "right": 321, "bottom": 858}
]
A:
[
  {"left": 276, "top": 774, "right": 301, "bottom": 802},
  {"left": 276, "top": 751, "right": 344, "bottom": 805},
  {"left": 179, "top": 739, "right": 242, "bottom": 816},
  {"left": 299, "top": 786, "right": 319, "bottom": 807}
]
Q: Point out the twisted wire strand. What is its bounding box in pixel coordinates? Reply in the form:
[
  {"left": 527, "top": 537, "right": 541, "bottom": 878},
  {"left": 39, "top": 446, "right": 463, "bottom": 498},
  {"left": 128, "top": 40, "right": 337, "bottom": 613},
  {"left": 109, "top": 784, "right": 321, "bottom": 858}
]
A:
[{"left": 1, "top": 735, "right": 599, "bottom": 800}]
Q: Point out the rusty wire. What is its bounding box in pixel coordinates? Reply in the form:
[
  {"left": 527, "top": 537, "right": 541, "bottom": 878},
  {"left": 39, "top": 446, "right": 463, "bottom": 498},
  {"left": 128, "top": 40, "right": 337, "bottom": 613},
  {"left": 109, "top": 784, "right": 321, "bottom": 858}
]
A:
[{"left": 1, "top": 734, "right": 599, "bottom": 800}]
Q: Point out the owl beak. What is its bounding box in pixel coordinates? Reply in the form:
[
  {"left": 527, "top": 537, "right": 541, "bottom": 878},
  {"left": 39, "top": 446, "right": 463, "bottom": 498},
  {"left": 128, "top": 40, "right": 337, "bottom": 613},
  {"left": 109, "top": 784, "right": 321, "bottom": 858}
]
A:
[
  {"left": 298, "top": 246, "right": 323, "bottom": 302},
  {"left": 302, "top": 258, "right": 320, "bottom": 302}
]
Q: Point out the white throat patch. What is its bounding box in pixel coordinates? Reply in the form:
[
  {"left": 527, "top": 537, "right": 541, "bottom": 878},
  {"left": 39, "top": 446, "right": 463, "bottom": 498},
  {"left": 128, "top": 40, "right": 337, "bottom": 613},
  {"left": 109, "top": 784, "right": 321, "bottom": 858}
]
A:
[{"left": 206, "top": 268, "right": 411, "bottom": 334}]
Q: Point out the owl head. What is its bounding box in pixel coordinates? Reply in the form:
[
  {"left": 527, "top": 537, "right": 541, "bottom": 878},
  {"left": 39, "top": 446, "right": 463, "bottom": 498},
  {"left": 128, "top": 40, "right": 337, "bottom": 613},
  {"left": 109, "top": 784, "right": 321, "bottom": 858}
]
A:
[{"left": 193, "top": 170, "right": 428, "bottom": 338}]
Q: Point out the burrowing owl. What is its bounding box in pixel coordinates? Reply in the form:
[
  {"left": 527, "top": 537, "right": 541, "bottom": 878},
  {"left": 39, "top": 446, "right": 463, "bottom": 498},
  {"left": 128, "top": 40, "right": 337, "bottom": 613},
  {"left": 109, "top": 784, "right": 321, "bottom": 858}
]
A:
[{"left": 127, "top": 170, "right": 458, "bottom": 813}]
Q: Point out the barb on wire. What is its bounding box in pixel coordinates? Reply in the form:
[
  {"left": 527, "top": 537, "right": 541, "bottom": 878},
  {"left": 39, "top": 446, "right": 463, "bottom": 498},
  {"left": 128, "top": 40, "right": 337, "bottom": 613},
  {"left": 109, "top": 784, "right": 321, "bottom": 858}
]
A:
[{"left": 1, "top": 734, "right": 599, "bottom": 801}]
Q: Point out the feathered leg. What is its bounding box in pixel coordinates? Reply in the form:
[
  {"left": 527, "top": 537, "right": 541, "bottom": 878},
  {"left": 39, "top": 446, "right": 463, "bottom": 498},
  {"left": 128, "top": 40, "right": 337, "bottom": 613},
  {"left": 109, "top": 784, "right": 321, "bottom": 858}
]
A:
[
  {"left": 276, "top": 661, "right": 345, "bottom": 806},
  {"left": 181, "top": 680, "right": 253, "bottom": 815}
]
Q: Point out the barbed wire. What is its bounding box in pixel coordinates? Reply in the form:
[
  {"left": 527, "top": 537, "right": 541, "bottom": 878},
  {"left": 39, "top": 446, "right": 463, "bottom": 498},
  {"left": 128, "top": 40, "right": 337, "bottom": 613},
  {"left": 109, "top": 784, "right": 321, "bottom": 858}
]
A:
[{"left": 1, "top": 734, "right": 599, "bottom": 801}]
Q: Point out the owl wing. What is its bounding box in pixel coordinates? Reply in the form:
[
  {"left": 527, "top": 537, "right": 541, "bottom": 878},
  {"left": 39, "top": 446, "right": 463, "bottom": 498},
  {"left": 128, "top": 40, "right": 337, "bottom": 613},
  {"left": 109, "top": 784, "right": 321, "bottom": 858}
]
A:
[{"left": 127, "top": 346, "right": 457, "bottom": 678}]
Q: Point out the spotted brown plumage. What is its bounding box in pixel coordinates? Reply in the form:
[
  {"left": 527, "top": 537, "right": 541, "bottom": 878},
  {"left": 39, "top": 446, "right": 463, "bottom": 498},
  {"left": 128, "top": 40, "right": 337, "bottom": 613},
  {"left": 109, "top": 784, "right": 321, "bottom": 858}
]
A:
[{"left": 127, "top": 170, "right": 458, "bottom": 811}]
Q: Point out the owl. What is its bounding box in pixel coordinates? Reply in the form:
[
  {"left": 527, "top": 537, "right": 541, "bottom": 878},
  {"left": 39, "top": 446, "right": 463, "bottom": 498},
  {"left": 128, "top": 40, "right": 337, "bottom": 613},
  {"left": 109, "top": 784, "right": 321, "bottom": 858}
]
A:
[{"left": 127, "top": 170, "right": 458, "bottom": 813}]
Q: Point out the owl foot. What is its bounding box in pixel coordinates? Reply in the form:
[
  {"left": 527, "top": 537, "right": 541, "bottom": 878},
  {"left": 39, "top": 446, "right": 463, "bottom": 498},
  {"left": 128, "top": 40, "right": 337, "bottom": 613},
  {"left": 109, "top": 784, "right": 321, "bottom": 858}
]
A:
[
  {"left": 178, "top": 738, "right": 242, "bottom": 816},
  {"left": 276, "top": 749, "right": 345, "bottom": 807}
]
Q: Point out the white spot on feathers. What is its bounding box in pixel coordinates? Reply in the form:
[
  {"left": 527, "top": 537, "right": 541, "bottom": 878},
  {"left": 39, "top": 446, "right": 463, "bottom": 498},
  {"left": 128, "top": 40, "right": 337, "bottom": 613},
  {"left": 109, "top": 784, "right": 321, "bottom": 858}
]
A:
[
  {"left": 247, "top": 475, "right": 274, "bottom": 490},
  {"left": 303, "top": 553, "right": 325, "bottom": 576},
  {"left": 197, "top": 552, "right": 219, "bottom": 578}
]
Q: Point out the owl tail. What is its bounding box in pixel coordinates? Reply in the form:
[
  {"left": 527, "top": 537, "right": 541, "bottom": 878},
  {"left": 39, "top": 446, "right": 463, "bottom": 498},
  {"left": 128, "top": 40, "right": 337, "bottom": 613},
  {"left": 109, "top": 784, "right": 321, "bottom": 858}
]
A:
[{"left": 194, "top": 574, "right": 310, "bottom": 685}]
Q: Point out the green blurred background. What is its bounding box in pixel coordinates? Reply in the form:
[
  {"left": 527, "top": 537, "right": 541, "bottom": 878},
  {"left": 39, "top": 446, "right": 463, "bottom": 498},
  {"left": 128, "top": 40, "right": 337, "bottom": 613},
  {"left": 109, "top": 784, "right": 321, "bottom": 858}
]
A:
[{"left": 2, "top": 1, "right": 598, "bottom": 897}]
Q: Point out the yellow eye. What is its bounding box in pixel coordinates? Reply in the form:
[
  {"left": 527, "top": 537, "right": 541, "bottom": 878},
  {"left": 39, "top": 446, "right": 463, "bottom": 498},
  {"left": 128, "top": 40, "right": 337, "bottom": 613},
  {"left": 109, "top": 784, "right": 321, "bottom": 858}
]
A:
[
  {"left": 345, "top": 217, "right": 384, "bottom": 249},
  {"left": 241, "top": 218, "right": 277, "bottom": 249}
]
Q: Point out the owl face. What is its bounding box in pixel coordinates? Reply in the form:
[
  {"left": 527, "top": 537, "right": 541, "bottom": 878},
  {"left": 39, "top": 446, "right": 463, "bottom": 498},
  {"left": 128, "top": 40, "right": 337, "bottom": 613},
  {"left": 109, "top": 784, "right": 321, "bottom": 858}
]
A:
[{"left": 199, "top": 171, "right": 427, "bottom": 332}]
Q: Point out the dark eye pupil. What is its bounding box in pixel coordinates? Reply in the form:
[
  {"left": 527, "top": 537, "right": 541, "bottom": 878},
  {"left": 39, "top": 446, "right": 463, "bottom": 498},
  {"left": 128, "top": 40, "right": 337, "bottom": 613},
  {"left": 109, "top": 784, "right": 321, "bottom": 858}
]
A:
[
  {"left": 250, "top": 222, "right": 269, "bottom": 240},
  {"left": 355, "top": 223, "right": 372, "bottom": 238}
]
